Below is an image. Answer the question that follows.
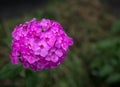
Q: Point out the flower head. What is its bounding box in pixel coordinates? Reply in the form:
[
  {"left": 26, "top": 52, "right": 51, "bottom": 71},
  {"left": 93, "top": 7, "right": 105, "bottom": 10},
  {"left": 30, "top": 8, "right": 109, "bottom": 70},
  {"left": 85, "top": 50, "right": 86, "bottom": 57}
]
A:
[{"left": 10, "top": 18, "right": 73, "bottom": 71}]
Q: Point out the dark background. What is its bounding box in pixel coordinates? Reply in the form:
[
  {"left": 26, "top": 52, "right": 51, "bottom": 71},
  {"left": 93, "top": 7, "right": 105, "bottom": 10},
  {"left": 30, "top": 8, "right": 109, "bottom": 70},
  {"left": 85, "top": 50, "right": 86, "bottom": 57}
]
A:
[{"left": 0, "top": 0, "right": 48, "bottom": 18}]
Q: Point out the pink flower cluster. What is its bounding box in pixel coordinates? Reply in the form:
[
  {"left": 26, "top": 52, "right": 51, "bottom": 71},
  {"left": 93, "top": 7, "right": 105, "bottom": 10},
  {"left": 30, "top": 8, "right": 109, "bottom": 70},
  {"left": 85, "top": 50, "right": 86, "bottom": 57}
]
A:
[{"left": 10, "top": 18, "right": 73, "bottom": 71}]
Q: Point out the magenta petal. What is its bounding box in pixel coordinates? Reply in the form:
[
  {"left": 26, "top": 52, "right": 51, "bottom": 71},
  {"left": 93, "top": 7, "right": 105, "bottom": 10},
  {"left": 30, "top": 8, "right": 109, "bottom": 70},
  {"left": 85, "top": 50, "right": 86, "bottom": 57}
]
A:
[
  {"left": 40, "top": 49, "right": 48, "bottom": 57},
  {"left": 40, "top": 18, "right": 51, "bottom": 31},
  {"left": 45, "top": 56, "right": 51, "bottom": 61},
  {"left": 10, "top": 55, "right": 18, "bottom": 64},
  {"left": 55, "top": 49, "right": 63, "bottom": 57},
  {"left": 68, "top": 37, "right": 74, "bottom": 46},
  {"left": 23, "top": 62, "right": 29, "bottom": 68},
  {"left": 51, "top": 56, "right": 59, "bottom": 63},
  {"left": 62, "top": 43, "right": 68, "bottom": 51},
  {"left": 25, "top": 56, "right": 35, "bottom": 64}
]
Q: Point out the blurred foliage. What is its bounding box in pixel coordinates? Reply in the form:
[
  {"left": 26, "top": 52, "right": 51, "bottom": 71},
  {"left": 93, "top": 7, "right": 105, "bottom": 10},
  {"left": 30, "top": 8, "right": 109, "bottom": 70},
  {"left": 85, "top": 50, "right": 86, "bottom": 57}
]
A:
[
  {"left": 0, "top": 63, "right": 22, "bottom": 79},
  {"left": 90, "top": 37, "right": 120, "bottom": 83},
  {"left": 0, "top": 0, "right": 120, "bottom": 87},
  {"left": 111, "top": 20, "right": 120, "bottom": 34},
  {"left": 25, "top": 70, "right": 38, "bottom": 87}
]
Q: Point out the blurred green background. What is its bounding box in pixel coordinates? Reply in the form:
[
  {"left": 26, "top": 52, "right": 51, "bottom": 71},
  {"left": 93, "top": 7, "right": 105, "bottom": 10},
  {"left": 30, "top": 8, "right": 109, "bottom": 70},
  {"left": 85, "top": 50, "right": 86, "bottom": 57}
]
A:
[{"left": 0, "top": 0, "right": 120, "bottom": 87}]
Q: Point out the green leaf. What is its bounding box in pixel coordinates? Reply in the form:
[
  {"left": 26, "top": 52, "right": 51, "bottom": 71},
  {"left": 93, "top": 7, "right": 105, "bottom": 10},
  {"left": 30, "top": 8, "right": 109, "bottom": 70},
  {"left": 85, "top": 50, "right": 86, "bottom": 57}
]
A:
[
  {"left": 0, "top": 63, "right": 22, "bottom": 79},
  {"left": 110, "top": 59, "right": 118, "bottom": 66},
  {"left": 106, "top": 73, "right": 120, "bottom": 83},
  {"left": 99, "top": 64, "right": 113, "bottom": 77},
  {"left": 25, "top": 70, "right": 38, "bottom": 87},
  {"left": 111, "top": 20, "right": 120, "bottom": 33},
  {"left": 90, "top": 57, "right": 103, "bottom": 69},
  {"left": 96, "top": 38, "right": 120, "bottom": 50},
  {"left": 3, "top": 37, "right": 11, "bottom": 48}
]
